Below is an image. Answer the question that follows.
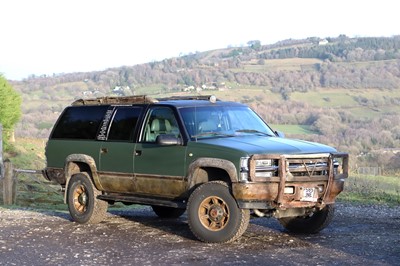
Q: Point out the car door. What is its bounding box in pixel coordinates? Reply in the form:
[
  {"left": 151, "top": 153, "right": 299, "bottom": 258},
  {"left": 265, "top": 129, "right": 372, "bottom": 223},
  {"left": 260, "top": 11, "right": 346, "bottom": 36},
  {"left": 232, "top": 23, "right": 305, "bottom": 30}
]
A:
[
  {"left": 98, "top": 106, "right": 143, "bottom": 193},
  {"left": 133, "top": 106, "right": 187, "bottom": 198}
]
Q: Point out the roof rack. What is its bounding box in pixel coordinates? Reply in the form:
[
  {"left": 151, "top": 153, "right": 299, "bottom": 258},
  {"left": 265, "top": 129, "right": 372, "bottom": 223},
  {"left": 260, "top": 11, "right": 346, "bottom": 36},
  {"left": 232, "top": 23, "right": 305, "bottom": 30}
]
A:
[
  {"left": 156, "top": 95, "right": 219, "bottom": 101},
  {"left": 71, "top": 94, "right": 219, "bottom": 106},
  {"left": 72, "top": 95, "right": 158, "bottom": 106}
]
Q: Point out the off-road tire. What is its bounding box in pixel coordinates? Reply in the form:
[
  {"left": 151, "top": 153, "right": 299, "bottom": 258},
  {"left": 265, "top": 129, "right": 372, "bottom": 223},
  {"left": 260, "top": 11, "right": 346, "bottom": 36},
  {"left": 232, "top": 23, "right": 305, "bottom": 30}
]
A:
[
  {"left": 187, "top": 181, "right": 250, "bottom": 243},
  {"left": 151, "top": 205, "right": 186, "bottom": 218},
  {"left": 67, "top": 172, "right": 108, "bottom": 224},
  {"left": 278, "top": 204, "right": 335, "bottom": 234}
]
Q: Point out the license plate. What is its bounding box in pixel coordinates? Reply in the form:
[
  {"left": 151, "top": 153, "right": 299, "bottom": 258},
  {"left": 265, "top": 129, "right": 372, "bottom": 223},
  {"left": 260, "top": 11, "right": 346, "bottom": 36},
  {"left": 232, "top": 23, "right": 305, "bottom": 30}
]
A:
[{"left": 300, "top": 187, "right": 317, "bottom": 202}]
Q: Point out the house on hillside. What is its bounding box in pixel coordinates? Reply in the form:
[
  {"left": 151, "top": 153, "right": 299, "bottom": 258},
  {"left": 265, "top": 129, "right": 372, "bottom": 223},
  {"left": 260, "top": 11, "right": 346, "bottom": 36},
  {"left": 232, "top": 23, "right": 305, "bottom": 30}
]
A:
[
  {"left": 112, "top": 86, "right": 131, "bottom": 96},
  {"left": 319, "top": 39, "right": 329, "bottom": 46}
]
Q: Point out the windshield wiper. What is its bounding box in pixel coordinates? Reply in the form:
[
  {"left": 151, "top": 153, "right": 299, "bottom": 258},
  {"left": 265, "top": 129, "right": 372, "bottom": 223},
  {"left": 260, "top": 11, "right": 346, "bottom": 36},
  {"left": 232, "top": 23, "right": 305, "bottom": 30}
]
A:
[
  {"left": 193, "top": 132, "right": 235, "bottom": 138},
  {"left": 235, "top": 129, "right": 274, "bottom": 137}
]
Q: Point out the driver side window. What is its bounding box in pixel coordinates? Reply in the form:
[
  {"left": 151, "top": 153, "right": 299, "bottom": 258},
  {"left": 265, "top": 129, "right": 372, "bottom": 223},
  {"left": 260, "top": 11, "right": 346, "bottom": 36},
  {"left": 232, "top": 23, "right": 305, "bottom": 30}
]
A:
[{"left": 141, "top": 107, "right": 181, "bottom": 142}]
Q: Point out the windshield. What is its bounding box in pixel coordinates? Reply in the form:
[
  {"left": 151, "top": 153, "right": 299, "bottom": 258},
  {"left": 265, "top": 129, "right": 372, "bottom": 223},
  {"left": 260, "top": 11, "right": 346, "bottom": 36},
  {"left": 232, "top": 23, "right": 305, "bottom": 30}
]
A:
[{"left": 179, "top": 105, "right": 276, "bottom": 139}]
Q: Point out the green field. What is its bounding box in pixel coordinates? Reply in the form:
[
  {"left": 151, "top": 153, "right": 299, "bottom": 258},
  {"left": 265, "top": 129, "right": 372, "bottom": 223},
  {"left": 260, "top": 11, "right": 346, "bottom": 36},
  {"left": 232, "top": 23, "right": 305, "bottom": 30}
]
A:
[
  {"left": 339, "top": 174, "right": 400, "bottom": 205},
  {"left": 291, "top": 90, "right": 358, "bottom": 107},
  {"left": 233, "top": 58, "right": 323, "bottom": 72},
  {"left": 216, "top": 86, "right": 400, "bottom": 120},
  {"left": 291, "top": 88, "right": 400, "bottom": 119},
  {"left": 270, "top": 124, "right": 315, "bottom": 135}
]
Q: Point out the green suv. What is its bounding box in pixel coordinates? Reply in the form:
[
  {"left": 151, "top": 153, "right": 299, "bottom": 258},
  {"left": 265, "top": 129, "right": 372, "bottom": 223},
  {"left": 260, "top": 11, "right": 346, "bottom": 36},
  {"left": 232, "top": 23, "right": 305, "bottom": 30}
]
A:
[{"left": 44, "top": 95, "right": 348, "bottom": 243}]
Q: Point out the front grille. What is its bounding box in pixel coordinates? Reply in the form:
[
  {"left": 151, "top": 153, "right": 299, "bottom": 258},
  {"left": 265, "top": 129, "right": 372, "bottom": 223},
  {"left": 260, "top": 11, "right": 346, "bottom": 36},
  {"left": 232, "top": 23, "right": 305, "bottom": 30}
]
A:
[
  {"left": 287, "top": 160, "right": 329, "bottom": 177},
  {"left": 249, "top": 153, "right": 348, "bottom": 182}
]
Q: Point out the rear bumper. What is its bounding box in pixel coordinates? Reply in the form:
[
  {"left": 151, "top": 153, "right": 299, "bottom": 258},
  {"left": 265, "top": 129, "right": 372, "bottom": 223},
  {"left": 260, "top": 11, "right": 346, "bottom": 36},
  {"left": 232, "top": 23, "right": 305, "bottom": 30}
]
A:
[{"left": 43, "top": 167, "right": 66, "bottom": 185}]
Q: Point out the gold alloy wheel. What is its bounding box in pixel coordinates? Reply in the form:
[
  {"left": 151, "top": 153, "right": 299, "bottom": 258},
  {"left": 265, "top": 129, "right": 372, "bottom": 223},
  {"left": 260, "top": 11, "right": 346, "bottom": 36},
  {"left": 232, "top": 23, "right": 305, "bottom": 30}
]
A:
[
  {"left": 73, "top": 184, "right": 88, "bottom": 214},
  {"left": 198, "top": 196, "right": 230, "bottom": 231}
]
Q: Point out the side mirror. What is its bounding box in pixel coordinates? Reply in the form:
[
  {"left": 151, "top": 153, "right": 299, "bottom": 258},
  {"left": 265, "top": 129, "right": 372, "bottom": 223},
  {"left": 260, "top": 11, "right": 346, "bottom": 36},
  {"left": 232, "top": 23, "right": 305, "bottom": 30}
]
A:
[
  {"left": 156, "top": 134, "right": 183, "bottom": 146},
  {"left": 275, "top": 130, "right": 285, "bottom": 138}
]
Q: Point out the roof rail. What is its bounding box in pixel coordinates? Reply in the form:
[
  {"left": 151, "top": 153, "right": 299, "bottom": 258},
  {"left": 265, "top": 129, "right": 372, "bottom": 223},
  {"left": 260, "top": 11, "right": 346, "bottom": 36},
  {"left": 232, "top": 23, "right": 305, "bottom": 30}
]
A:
[
  {"left": 72, "top": 95, "right": 158, "bottom": 106},
  {"left": 156, "top": 95, "right": 219, "bottom": 101}
]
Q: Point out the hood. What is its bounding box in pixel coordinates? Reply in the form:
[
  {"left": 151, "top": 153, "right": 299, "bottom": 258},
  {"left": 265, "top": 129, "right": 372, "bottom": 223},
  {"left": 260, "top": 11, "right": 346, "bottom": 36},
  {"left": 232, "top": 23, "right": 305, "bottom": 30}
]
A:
[{"left": 197, "top": 135, "right": 336, "bottom": 155}]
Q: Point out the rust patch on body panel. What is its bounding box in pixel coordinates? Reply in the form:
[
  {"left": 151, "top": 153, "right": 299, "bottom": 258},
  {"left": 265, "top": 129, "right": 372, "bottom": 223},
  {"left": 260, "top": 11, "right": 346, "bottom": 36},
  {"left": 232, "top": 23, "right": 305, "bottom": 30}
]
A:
[
  {"left": 233, "top": 183, "right": 279, "bottom": 202},
  {"left": 96, "top": 171, "right": 136, "bottom": 193},
  {"left": 134, "top": 174, "right": 187, "bottom": 198}
]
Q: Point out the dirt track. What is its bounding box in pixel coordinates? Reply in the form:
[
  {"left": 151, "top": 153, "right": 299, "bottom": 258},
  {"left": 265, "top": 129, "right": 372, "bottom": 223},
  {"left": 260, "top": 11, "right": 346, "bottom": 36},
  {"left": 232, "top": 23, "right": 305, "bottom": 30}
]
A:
[{"left": 0, "top": 202, "right": 399, "bottom": 265}]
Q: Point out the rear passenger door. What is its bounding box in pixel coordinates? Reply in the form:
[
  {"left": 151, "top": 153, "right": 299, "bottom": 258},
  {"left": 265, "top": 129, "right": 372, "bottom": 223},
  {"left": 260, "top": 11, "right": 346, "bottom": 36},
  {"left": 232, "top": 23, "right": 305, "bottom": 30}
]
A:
[
  {"left": 97, "top": 106, "right": 143, "bottom": 193},
  {"left": 133, "top": 106, "right": 187, "bottom": 198}
]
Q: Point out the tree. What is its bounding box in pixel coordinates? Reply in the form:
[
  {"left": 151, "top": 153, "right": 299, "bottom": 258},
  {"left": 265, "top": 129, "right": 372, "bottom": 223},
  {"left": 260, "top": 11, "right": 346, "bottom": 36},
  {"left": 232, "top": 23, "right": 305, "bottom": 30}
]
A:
[
  {"left": 247, "top": 40, "right": 261, "bottom": 50},
  {"left": 0, "top": 75, "right": 22, "bottom": 144}
]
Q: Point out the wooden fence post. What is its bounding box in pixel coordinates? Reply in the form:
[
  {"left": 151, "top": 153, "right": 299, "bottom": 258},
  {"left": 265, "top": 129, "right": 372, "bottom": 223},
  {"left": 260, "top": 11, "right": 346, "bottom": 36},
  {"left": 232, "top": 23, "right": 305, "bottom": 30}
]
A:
[{"left": 3, "top": 160, "right": 16, "bottom": 205}]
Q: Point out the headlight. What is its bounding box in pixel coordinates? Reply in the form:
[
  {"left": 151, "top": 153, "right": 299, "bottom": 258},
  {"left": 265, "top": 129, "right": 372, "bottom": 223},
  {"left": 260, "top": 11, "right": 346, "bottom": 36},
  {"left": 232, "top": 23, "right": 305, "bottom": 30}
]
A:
[
  {"left": 254, "top": 159, "right": 278, "bottom": 179},
  {"left": 255, "top": 171, "right": 274, "bottom": 178},
  {"left": 240, "top": 157, "right": 249, "bottom": 171},
  {"left": 255, "top": 159, "right": 273, "bottom": 169},
  {"left": 240, "top": 157, "right": 249, "bottom": 182}
]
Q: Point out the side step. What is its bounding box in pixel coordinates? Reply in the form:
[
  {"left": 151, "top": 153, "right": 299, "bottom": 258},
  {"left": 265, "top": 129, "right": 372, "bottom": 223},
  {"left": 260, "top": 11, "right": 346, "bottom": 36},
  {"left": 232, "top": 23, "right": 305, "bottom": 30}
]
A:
[{"left": 98, "top": 194, "right": 187, "bottom": 209}]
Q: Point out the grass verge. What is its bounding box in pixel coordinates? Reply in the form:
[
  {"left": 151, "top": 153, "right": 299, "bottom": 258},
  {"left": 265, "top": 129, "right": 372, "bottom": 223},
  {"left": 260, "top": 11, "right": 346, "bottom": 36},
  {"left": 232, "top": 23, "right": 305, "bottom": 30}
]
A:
[{"left": 338, "top": 174, "right": 400, "bottom": 206}]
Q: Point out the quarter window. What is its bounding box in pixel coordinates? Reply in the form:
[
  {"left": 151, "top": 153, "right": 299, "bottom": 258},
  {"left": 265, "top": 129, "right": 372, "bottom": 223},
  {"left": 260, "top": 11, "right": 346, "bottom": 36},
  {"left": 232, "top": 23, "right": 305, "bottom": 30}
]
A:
[{"left": 51, "top": 106, "right": 109, "bottom": 140}]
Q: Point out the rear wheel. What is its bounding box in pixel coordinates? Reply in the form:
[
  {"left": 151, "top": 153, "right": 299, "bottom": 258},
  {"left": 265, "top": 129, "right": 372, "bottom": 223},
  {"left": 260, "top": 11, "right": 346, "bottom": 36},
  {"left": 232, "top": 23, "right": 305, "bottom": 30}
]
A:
[
  {"left": 151, "top": 205, "right": 186, "bottom": 218},
  {"left": 67, "top": 173, "right": 108, "bottom": 224},
  {"left": 278, "top": 204, "right": 335, "bottom": 234},
  {"left": 187, "top": 181, "right": 250, "bottom": 243}
]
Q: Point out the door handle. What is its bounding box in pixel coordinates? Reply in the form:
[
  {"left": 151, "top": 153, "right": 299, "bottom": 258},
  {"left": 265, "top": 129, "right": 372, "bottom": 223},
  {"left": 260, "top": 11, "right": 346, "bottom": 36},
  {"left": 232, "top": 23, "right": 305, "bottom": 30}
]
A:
[
  {"left": 135, "top": 150, "right": 142, "bottom": 156},
  {"left": 100, "top": 148, "right": 108, "bottom": 154}
]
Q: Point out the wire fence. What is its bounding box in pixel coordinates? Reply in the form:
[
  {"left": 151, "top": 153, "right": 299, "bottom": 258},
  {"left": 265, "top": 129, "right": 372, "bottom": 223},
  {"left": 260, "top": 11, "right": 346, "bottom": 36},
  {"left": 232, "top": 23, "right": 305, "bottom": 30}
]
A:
[
  {"left": 1, "top": 164, "right": 63, "bottom": 207},
  {"left": 357, "top": 167, "right": 383, "bottom": 176}
]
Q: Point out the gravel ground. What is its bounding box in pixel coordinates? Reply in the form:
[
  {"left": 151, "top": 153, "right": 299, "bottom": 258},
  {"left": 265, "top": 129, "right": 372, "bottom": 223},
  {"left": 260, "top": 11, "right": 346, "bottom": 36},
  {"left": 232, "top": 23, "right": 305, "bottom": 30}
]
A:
[{"left": 0, "top": 202, "right": 399, "bottom": 266}]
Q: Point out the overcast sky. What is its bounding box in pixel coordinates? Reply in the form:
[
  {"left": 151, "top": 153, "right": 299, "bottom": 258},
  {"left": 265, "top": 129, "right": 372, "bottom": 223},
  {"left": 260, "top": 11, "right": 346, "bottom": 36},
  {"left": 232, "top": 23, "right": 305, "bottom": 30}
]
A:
[{"left": 1, "top": 0, "right": 398, "bottom": 80}]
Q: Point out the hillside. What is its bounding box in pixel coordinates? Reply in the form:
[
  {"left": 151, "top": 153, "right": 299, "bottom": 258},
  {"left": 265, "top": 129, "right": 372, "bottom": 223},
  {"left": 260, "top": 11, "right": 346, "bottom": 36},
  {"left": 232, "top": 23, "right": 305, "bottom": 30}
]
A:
[{"left": 9, "top": 35, "right": 400, "bottom": 173}]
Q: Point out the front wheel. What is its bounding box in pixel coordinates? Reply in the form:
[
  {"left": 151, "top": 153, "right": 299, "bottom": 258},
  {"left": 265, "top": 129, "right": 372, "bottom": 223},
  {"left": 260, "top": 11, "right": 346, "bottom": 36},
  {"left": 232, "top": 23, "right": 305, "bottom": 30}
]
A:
[
  {"left": 278, "top": 204, "right": 335, "bottom": 234},
  {"left": 187, "top": 181, "right": 250, "bottom": 243},
  {"left": 66, "top": 173, "right": 108, "bottom": 224}
]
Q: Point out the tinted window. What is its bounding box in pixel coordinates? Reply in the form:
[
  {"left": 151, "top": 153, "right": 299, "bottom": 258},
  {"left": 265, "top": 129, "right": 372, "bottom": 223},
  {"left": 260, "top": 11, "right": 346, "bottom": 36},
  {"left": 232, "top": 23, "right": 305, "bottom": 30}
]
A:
[
  {"left": 51, "top": 106, "right": 109, "bottom": 140},
  {"left": 107, "top": 107, "right": 143, "bottom": 141}
]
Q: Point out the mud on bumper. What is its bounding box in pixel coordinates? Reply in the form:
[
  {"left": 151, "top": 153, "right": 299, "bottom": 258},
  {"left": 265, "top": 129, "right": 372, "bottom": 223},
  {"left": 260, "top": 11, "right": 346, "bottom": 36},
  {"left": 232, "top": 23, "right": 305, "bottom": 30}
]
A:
[{"left": 233, "top": 152, "right": 349, "bottom": 210}]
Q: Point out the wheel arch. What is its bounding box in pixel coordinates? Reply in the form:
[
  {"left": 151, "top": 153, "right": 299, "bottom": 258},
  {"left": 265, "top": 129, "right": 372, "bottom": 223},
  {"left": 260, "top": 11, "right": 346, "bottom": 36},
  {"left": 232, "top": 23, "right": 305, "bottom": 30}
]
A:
[
  {"left": 187, "top": 157, "right": 238, "bottom": 191},
  {"left": 63, "top": 154, "right": 103, "bottom": 203}
]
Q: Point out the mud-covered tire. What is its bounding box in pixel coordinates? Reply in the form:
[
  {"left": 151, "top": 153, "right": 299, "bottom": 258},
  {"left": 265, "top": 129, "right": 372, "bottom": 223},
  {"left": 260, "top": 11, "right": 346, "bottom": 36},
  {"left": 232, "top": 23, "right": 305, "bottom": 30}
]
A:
[
  {"left": 66, "top": 173, "right": 108, "bottom": 224},
  {"left": 151, "top": 205, "right": 186, "bottom": 218},
  {"left": 187, "top": 181, "right": 250, "bottom": 243},
  {"left": 278, "top": 204, "right": 335, "bottom": 234}
]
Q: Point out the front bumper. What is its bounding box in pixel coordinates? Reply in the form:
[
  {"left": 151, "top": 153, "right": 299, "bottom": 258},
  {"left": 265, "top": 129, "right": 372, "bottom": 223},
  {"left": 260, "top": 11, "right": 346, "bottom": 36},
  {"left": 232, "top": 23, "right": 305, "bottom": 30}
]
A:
[{"left": 233, "top": 152, "right": 349, "bottom": 210}]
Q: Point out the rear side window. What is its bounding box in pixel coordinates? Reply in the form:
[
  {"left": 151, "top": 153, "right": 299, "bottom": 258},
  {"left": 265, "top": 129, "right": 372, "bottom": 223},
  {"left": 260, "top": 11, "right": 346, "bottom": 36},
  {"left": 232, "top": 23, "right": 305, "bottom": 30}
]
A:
[
  {"left": 107, "top": 107, "right": 143, "bottom": 141},
  {"left": 51, "top": 106, "right": 109, "bottom": 140}
]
